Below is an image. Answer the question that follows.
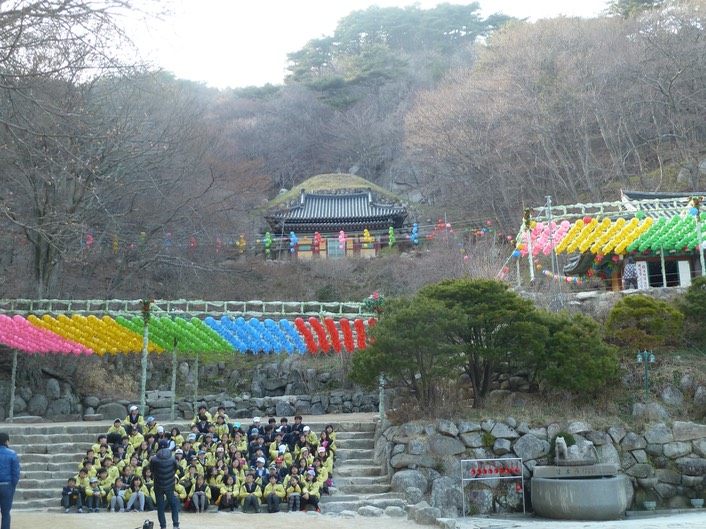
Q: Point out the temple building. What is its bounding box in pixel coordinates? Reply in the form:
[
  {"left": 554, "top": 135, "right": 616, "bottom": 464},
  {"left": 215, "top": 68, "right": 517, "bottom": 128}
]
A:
[{"left": 262, "top": 173, "right": 409, "bottom": 259}]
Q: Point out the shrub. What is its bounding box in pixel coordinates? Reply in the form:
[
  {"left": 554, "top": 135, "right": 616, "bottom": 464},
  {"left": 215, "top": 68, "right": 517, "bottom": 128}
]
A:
[
  {"left": 605, "top": 294, "right": 684, "bottom": 351},
  {"left": 678, "top": 276, "right": 706, "bottom": 347},
  {"left": 532, "top": 310, "right": 619, "bottom": 394}
]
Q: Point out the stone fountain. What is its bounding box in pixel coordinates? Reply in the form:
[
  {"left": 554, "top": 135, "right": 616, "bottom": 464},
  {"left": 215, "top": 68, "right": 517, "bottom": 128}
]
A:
[{"left": 531, "top": 437, "right": 631, "bottom": 520}]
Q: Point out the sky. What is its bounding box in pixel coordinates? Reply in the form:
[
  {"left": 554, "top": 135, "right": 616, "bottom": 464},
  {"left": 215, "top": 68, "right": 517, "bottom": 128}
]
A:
[{"left": 131, "top": 0, "right": 608, "bottom": 90}]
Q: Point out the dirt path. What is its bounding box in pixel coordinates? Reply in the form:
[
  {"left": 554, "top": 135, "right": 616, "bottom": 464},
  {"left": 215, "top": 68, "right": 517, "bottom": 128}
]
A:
[{"left": 12, "top": 510, "right": 414, "bottom": 529}]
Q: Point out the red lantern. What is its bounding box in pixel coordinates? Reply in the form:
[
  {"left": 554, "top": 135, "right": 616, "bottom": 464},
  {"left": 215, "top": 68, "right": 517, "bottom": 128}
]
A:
[
  {"left": 323, "top": 317, "right": 342, "bottom": 353},
  {"left": 294, "top": 318, "right": 318, "bottom": 354},
  {"left": 308, "top": 317, "right": 330, "bottom": 354},
  {"left": 340, "top": 318, "right": 355, "bottom": 352},
  {"left": 354, "top": 318, "right": 367, "bottom": 349}
]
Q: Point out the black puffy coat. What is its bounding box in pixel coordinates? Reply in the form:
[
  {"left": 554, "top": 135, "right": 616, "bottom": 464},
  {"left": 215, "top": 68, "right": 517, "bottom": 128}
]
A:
[{"left": 150, "top": 447, "right": 177, "bottom": 491}]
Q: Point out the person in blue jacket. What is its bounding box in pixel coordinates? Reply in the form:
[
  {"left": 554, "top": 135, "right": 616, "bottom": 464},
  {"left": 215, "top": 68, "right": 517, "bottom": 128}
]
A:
[{"left": 0, "top": 432, "right": 20, "bottom": 529}]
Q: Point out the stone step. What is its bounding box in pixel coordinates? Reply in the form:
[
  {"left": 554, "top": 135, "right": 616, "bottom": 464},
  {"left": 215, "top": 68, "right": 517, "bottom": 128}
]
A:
[
  {"left": 20, "top": 470, "right": 54, "bottom": 480},
  {"left": 15, "top": 488, "right": 58, "bottom": 501},
  {"left": 335, "top": 431, "right": 375, "bottom": 440},
  {"left": 335, "top": 439, "right": 374, "bottom": 449},
  {"left": 13, "top": 433, "right": 98, "bottom": 445},
  {"left": 335, "top": 448, "right": 374, "bottom": 461},
  {"left": 318, "top": 497, "right": 406, "bottom": 513},
  {"left": 20, "top": 478, "right": 69, "bottom": 490},
  {"left": 337, "top": 483, "right": 392, "bottom": 495},
  {"left": 22, "top": 453, "right": 83, "bottom": 464},
  {"left": 13, "top": 498, "right": 56, "bottom": 510},
  {"left": 19, "top": 442, "right": 94, "bottom": 456},
  {"left": 335, "top": 458, "right": 376, "bottom": 466},
  {"left": 336, "top": 465, "right": 384, "bottom": 477},
  {"left": 20, "top": 456, "right": 81, "bottom": 472},
  {"left": 335, "top": 476, "right": 390, "bottom": 486},
  {"left": 320, "top": 494, "right": 361, "bottom": 503}
]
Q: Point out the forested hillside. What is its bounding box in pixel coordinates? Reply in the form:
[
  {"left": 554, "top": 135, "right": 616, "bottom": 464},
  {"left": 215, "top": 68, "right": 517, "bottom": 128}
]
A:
[{"left": 0, "top": 0, "right": 704, "bottom": 300}]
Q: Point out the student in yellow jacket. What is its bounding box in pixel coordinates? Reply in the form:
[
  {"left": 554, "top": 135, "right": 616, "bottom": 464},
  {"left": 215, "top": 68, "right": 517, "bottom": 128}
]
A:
[
  {"left": 106, "top": 477, "right": 127, "bottom": 512},
  {"left": 124, "top": 475, "right": 151, "bottom": 512},
  {"left": 216, "top": 474, "right": 239, "bottom": 511},
  {"left": 102, "top": 458, "right": 120, "bottom": 485},
  {"left": 239, "top": 473, "right": 262, "bottom": 513},
  {"left": 188, "top": 474, "right": 211, "bottom": 513},
  {"left": 74, "top": 468, "right": 91, "bottom": 499},
  {"left": 263, "top": 474, "right": 285, "bottom": 513},
  {"left": 173, "top": 477, "right": 188, "bottom": 507},
  {"left": 285, "top": 475, "right": 303, "bottom": 512},
  {"left": 302, "top": 470, "right": 322, "bottom": 512},
  {"left": 85, "top": 477, "right": 106, "bottom": 512}
]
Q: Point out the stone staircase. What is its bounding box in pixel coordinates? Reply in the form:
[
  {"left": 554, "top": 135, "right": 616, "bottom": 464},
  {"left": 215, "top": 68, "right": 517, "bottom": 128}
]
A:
[
  {"left": 321, "top": 421, "right": 405, "bottom": 513},
  {"left": 4, "top": 417, "right": 404, "bottom": 513}
]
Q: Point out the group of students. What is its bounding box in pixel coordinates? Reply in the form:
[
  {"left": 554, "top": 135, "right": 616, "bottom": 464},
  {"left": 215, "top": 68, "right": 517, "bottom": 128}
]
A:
[{"left": 61, "top": 404, "right": 337, "bottom": 514}]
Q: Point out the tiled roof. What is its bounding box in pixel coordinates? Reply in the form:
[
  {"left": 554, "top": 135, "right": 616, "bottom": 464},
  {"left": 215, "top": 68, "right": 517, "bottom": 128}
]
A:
[
  {"left": 267, "top": 192, "right": 407, "bottom": 222},
  {"left": 620, "top": 190, "right": 704, "bottom": 219}
]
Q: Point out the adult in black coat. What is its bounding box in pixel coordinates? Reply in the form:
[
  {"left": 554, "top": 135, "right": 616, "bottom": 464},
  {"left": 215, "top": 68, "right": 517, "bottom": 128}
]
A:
[{"left": 150, "top": 440, "right": 180, "bottom": 529}]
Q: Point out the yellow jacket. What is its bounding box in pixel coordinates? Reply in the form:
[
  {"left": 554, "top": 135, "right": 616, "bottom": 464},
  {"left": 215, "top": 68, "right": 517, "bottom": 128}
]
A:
[
  {"left": 263, "top": 482, "right": 285, "bottom": 500},
  {"left": 174, "top": 483, "right": 187, "bottom": 501},
  {"left": 188, "top": 483, "right": 211, "bottom": 500},
  {"left": 303, "top": 479, "right": 322, "bottom": 499},
  {"left": 239, "top": 482, "right": 261, "bottom": 503},
  {"left": 125, "top": 484, "right": 154, "bottom": 503}
]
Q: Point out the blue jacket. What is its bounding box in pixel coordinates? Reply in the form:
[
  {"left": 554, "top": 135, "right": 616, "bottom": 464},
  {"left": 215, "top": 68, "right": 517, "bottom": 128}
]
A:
[{"left": 0, "top": 445, "right": 19, "bottom": 486}]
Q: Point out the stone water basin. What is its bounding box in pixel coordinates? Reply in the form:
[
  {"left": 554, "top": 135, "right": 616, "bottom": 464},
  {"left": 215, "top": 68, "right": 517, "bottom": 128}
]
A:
[{"left": 531, "top": 463, "right": 632, "bottom": 520}]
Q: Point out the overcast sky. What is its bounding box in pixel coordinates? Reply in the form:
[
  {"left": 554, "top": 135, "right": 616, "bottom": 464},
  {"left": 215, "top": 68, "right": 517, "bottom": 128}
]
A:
[{"left": 131, "top": 0, "right": 608, "bottom": 89}]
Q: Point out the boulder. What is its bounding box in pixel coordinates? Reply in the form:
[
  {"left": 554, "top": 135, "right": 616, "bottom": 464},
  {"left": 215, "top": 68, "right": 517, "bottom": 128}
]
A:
[
  {"left": 430, "top": 476, "right": 462, "bottom": 517},
  {"left": 405, "top": 486, "right": 424, "bottom": 504},
  {"left": 458, "top": 422, "right": 481, "bottom": 434},
  {"left": 694, "top": 386, "right": 706, "bottom": 406},
  {"left": 47, "top": 397, "right": 71, "bottom": 417},
  {"left": 391, "top": 469, "right": 429, "bottom": 493},
  {"left": 644, "top": 422, "right": 674, "bottom": 444},
  {"left": 468, "top": 488, "right": 494, "bottom": 514},
  {"left": 490, "top": 422, "right": 519, "bottom": 439},
  {"left": 513, "top": 434, "right": 550, "bottom": 461},
  {"left": 27, "top": 394, "right": 48, "bottom": 416},
  {"left": 83, "top": 396, "right": 100, "bottom": 408},
  {"left": 620, "top": 432, "right": 647, "bottom": 450},
  {"left": 436, "top": 518, "right": 457, "bottom": 529},
  {"left": 459, "top": 433, "right": 484, "bottom": 448},
  {"left": 12, "top": 396, "right": 27, "bottom": 414},
  {"left": 673, "top": 421, "right": 706, "bottom": 441},
  {"left": 97, "top": 403, "right": 127, "bottom": 421},
  {"left": 384, "top": 506, "right": 406, "bottom": 517},
  {"left": 437, "top": 420, "right": 459, "bottom": 438},
  {"left": 414, "top": 506, "right": 442, "bottom": 525},
  {"left": 358, "top": 505, "right": 383, "bottom": 517},
  {"left": 567, "top": 421, "right": 592, "bottom": 434},
  {"left": 675, "top": 457, "right": 706, "bottom": 476},
  {"left": 428, "top": 435, "right": 465, "bottom": 457},
  {"left": 395, "top": 423, "right": 424, "bottom": 437},
  {"left": 275, "top": 400, "right": 295, "bottom": 417},
  {"left": 408, "top": 439, "right": 428, "bottom": 455},
  {"left": 662, "top": 441, "right": 692, "bottom": 458},
  {"left": 493, "top": 438, "right": 512, "bottom": 455},
  {"left": 661, "top": 384, "right": 684, "bottom": 407},
  {"left": 45, "top": 378, "right": 61, "bottom": 399}
]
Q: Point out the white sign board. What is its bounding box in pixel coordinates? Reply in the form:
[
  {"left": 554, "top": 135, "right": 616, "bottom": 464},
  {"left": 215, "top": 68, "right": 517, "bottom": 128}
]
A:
[{"left": 636, "top": 261, "right": 649, "bottom": 289}]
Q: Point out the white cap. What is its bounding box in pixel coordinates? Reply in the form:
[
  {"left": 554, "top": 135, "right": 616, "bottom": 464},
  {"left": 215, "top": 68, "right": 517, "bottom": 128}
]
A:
[
  {"left": 253, "top": 416, "right": 261, "bottom": 422},
  {"left": 256, "top": 457, "right": 265, "bottom": 464},
  {"left": 303, "top": 426, "right": 310, "bottom": 431},
  {"left": 129, "top": 405, "right": 138, "bottom": 411},
  {"left": 156, "top": 426, "right": 164, "bottom": 433}
]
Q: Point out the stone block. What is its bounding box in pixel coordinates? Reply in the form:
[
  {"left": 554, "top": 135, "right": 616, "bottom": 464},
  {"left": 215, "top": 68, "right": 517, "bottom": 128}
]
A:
[
  {"left": 391, "top": 469, "right": 428, "bottom": 493},
  {"left": 673, "top": 422, "right": 706, "bottom": 441},
  {"left": 663, "top": 441, "right": 692, "bottom": 458},
  {"left": 513, "top": 434, "right": 550, "bottom": 460},
  {"left": 358, "top": 505, "right": 383, "bottom": 517},
  {"left": 384, "top": 506, "right": 406, "bottom": 517},
  {"left": 96, "top": 403, "right": 127, "bottom": 421},
  {"left": 428, "top": 435, "right": 465, "bottom": 457},
  {"left": 415, "top": 506, "right": 441, "bottom": 525},
  {"left": 437, "top": 420, "right": 458, "bottom": 438}
]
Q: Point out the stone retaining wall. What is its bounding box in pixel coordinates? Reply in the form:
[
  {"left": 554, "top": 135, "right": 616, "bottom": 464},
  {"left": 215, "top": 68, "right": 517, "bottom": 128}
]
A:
[{"left": 381, "top": 418, "right": 706, "bottom": 517}]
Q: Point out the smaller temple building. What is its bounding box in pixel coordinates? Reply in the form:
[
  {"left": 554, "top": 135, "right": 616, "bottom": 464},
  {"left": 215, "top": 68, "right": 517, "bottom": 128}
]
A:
[{"left": 262, "top": 174, "right": 409, "bottom": 259}]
